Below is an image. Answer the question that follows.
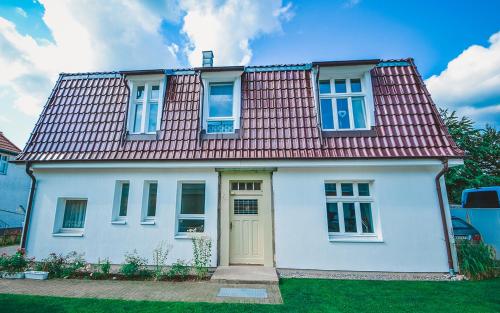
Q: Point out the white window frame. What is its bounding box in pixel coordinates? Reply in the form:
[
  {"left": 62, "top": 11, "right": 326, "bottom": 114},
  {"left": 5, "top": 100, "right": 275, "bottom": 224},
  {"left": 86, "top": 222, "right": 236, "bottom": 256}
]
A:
[
  {"left": 53, "top": 198, "right": 87, "bottom": 236},
  {"left": 127, "top": 75, "right": 165, "bottom": 134},
  {"left": 141, "top": 180, "right": 158, "bottom": 225},
  {"left": 0, "top": 154, "right": 9, "bottom": 175},
  {"left": 324, "top": 181, "right": 382, "bottom": 242},
  {"left": 111, "top": 180, "right": 130, "bottom": 224},
  {"left": 175, "top": 181, "right": 206, "bottom": 237},
  {"left": 201, "top": 71, "right": 242, "bottom": 134}
]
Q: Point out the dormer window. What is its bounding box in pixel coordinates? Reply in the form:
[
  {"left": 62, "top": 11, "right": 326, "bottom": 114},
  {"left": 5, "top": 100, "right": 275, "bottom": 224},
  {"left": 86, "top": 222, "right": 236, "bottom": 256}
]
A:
[
  {"left": 127, "top": 77, "right": 164, "bottom": 135},
  {"left": 319, "top": 78, "right": 368, "bottom": 130}
]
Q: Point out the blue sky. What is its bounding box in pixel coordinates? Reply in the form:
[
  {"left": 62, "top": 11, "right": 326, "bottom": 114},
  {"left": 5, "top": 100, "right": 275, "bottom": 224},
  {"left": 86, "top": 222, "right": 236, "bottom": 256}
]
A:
[{"left": 0, "top": 0, "right": 499, "bottom": 147}]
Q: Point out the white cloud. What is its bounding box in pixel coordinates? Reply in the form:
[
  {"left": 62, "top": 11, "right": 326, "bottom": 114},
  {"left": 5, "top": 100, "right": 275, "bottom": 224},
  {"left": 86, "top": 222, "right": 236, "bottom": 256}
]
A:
[
  {"left": 15, "top": 7, "right": 27, "bottom": 18},
  {"left": 180, "top": 0, "right": 294, "bottom": 66},
  {"left": 426, "top": 31, "right": 500, "bottom": 126}
]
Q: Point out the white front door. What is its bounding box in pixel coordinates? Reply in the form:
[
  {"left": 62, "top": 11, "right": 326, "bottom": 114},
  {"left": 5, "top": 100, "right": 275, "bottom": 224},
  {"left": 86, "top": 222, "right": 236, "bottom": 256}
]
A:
[{"left": 229, "top": 192, "right": 264, "bottom": 264}]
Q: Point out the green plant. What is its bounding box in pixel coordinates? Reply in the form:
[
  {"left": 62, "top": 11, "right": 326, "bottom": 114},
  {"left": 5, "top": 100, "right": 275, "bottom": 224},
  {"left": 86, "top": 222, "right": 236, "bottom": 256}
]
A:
[
  {"left": 99, "top": 258, "right": 111, "bottom": 275},
  {"left": 191, "top": 235, "right": 212, "bottom": 279},
  {"left": 457, "top": 240, "right": 497, "bottom": 280},
  {"left": 36, "top": 251, "right": 85, "bottom": 278},
  {"left": 120, "top": 250, "right": 148, "bottom": 277},
  {"left": 167, "top": 259, "right": 189, "bottom": 279},
  {"left": 1, "top": 249, "right": 31, "bottom": 273},
  {"left": 152, "top": 241, "right": 171, "bottom": 281}
]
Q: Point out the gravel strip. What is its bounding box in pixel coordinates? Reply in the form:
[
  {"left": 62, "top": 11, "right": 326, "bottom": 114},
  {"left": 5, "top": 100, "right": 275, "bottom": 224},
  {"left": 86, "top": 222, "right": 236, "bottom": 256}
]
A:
[{"left": 277, "top": 269, "right": 465, "bottom": 281}]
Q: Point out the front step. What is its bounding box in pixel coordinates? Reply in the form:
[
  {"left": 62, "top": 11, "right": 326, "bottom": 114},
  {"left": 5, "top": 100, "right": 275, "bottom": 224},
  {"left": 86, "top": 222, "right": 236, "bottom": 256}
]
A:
[{"left": 210, "top": 266, "right": 279, "bottom": 285}]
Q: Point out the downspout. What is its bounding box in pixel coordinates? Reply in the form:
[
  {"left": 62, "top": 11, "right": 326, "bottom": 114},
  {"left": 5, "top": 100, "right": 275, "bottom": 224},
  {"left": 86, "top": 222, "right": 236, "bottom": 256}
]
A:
[
  {"left": 435, "top": 159, "right": 455, "bottom": 274},
  {"left": 20, "top": 162, "right": 36, "bottom": 250}
]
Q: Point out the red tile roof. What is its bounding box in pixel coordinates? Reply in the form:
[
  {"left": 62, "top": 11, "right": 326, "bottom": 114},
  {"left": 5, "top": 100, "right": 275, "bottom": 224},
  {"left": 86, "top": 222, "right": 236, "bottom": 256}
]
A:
[
  {"left": 16, "top": 59, "right": 463, "bottom": 162},
  {"left": 0, "top": 132, "right": 21, "bottom": 155}
]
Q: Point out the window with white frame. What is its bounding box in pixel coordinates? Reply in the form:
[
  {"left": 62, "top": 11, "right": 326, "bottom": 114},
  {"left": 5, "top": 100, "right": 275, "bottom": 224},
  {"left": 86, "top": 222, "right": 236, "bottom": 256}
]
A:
[
  {"left": 129, "top": 80, "right": 163, "bottom": 134},
  {"left": 0, "top": 154, "right": 8, "bottom": 175},
  {"left": 141, "top": 181, "right": 158, "bottom": 222},
  {"left": 53, "top": 198, "right": 87, "bottom": 234},
  {"left": 319, "top": 78, "right": 369, "bottom": 130},
  {"left": 176, "top": 182, "right": 206, "bottom": 234},
  {"left": 112, "top": 181, "right": 130, "bottom": 222},
  {"left": 324, "top": 182, "right": 377, "bottom": 237},
  {"left": 207, "top": 83, "right": 235, "bottom": 133}
]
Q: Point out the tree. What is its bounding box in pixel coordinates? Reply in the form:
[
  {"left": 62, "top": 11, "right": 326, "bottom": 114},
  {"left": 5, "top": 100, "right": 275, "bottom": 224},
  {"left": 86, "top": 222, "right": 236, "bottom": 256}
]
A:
[{"left": 440, "top": 109, "right": 500, "bottom": 204}]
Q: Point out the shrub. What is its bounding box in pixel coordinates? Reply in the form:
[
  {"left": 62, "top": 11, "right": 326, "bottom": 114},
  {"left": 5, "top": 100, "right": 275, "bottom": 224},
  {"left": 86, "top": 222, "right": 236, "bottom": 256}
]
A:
[
  {"left": 89, "top": 258, "right": 111, "bottom": 279},
  {"left": 457, "top": 240, "right": 497, "bottom": 280},
  {"left": 152, "top": 241, "right": 172, "bottom": 281},
  {"left": 99, "top": 258, "right": 111, "bottom": 275},
  {"left": 120, "top": 250, "right": 148, "bottom": 277},
  {"left": 191, "top": 235, "right": 212, "bottom": 279},
  {"left": 167, "top": 259, "right": 189, "bottom": 279},
  {"left": 36, "top": 251, "right": 85, "bottom": 278},
  {"left": 1, "top": 249, "right": 32, "bottom": 273}
]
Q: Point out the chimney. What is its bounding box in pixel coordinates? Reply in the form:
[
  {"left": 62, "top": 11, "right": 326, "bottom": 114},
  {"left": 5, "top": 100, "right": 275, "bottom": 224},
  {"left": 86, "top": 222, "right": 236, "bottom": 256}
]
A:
[{"left": 202, "top": 50, "right": 214, "bottom": 67}]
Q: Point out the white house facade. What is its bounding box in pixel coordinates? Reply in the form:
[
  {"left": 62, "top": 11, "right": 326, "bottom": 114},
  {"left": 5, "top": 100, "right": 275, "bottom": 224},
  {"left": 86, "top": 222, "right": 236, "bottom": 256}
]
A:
[{"left": 16, "top": 58, "right": 464, "bottom": 273}]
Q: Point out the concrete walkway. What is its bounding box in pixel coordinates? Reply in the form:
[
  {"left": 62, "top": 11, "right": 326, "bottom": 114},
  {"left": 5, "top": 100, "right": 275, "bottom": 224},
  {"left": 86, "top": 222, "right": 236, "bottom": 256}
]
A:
[
  {"left": 0, "top": 278, "right": 282, "bottom": 304},
  {"left": 211, "top": 266, "right": 279, "bottom": 284}
]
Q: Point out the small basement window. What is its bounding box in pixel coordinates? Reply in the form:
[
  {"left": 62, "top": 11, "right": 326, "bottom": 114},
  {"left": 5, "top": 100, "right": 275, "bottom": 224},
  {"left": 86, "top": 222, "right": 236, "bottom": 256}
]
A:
[{"left": 127, "top": 79, "right": 164, "bottom": 134}]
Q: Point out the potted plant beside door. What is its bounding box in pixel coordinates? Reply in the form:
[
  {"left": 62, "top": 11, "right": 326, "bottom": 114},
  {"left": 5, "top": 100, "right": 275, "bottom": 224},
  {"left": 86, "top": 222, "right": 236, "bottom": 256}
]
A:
[{"left": 1, "top": 249, "right": 31, "bottom": 279}]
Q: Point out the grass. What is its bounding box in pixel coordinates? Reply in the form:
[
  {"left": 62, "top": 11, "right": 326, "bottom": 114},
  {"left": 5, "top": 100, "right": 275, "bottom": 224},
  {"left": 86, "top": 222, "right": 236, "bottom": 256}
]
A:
[{"left": 0, "top": 278, "right": 499, "bottom": 313}]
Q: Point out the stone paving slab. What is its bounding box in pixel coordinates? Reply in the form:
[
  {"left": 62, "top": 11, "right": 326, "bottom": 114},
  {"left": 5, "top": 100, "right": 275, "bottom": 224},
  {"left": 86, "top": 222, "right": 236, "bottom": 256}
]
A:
[
  {"left": 211, "top": 266, "right": 279, "bottom": 285},
  {"left": 0, "top": 278, "right": 283, "bottom": 304}
]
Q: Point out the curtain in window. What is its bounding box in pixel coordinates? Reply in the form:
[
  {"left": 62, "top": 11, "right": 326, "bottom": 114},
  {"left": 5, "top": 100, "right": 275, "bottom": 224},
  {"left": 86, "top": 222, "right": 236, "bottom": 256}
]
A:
[{"left": 62, "top": 200, "right": 87, "bottom": 228}]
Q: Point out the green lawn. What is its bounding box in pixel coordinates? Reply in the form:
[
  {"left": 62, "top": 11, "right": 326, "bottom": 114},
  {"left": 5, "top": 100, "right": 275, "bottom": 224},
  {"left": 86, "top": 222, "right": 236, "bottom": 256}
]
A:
[{"left": 1, "top": 278, "right": 499, "bottom": 313}]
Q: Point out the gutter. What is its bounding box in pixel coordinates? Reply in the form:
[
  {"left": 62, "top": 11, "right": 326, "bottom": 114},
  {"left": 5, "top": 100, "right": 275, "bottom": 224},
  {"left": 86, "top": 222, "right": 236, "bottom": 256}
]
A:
[
  {"left": 435, "top": 159, "right": 455, "bottom": 274},
  {"left": 20, "top": 162, "right": 36, "bottom": 250}
]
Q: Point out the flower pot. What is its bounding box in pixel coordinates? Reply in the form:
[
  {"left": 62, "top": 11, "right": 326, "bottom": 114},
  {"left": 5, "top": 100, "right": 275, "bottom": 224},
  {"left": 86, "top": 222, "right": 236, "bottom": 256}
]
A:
[
  {"left": 2, "top": 272, "right": 25, "bottom": 279},
  {"left": 24, "top": 271, "right": 49, "bottom": 280}
]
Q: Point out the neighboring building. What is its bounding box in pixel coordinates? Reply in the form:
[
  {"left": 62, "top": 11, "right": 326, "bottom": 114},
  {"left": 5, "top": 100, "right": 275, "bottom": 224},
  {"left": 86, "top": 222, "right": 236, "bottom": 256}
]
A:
[
  {"left": 0, "top": 132, "right": 30, "bottom": 231},
  {"left": 15, "top": 57, "right": 464, "bottom": 273}
]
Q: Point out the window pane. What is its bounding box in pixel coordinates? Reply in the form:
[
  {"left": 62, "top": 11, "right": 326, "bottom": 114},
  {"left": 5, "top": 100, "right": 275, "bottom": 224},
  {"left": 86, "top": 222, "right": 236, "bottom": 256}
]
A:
[
  {"left": 319, "top": 80, "right": 331, "bottom": 94},
  {"left": 320, "top": 99, "right": 334, "bottom": 129},
  {"left": 350, "top": 79, "right": 362, "bottom": 92},
  {"left": 136, "top": 86, "right": 144, "bottom": 99},
  {"left": 360, "top": 203, "right": 374, "bottom": 233},
  {"left": 147, "top": 102, "right": 158, "bottom": 132},
  {"left": 343, "top": 203, "right": 357, "bottom": 232},
  {"left": 133, "top": 103, "right": 143, "bottom": 132},
  {"left": 335, "top": 79, "right": 346, "bottom": 93},
  {"left": 358, "top": 183, "right": 370, "bottom": 196},
  {"left": 209, "top": 84, "right": 233, "bottom": 117},
  {"left": 147, "top": 183, "right": 158, "bottom": 217},
  {"left": 326, "top": 203, "right": 340, "bottom": 232},
  {"left": 341, "top": 183, "right": 354, "bottom": 196},
  {"left": 178, "top": 219, "right": 204, "bottom": 233},
  {"left": 231, "top": 182, "right": 238, "bottom": 190},
  {"left": 150, "top": 85, "right": 160, "bottom": 100},
  {"left": 63, "top": 200, "right": 87, "bottom": 228},
  {"left": 464, "top": 191, "right": 500, "bottom": 208},
  {"left": 181, "top": 183, "right": 205, "bottom": 214},
  {"left": 352, "top": 97, "right": 367, "bottom": 129},
  {"left": 336, "top": 98, "right": 350, "bottom": 129},
  {"left": 325, "top": 183, "right": 337, "bottom": 196},
  {"left": 253, "top": 182, "right": 261, "bottom": 190},
  {"left": 119, "top": 183, "right": 129, "bottom": 217},
  {"left": 207, "top": 120, "right": 234, "bottom": 133}
]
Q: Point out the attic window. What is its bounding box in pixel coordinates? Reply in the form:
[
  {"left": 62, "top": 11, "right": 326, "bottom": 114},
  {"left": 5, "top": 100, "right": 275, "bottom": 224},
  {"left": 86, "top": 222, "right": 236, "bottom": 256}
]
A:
[{"left": 127, "top": 78, "right": 164, "bottom": 135}]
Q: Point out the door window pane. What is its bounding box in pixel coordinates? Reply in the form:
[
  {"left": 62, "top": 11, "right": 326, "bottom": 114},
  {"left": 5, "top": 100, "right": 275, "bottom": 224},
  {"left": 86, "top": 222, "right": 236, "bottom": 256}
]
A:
[
  {"left": 320, "top": 99, "right": 334, "bottom": 129},
  {"left": 335, "top": 79, "right": 346, "bottom": 93},
  {"left": 319, "top": 80, "right": 331, "bottom": 94},
  {"left": 360, "top": 203, "right": 374, "bottom": 233},
  {"left": 341, "top": 183, "right": 354, "bottom": 196},
  {"left": 181, "top": 183, "right": 205, "bottom": 214},
  {"left": 352, "top": 97, "right": 366, "bottom": 129},
  {"left": 147, "top": 183, "right": 158, "bottom": 217},
  {"left": 178, "top": 219, "right": 204, "bottom": 233},
  {"left": 133, "top": 103, "right": 143, "bottom": 132},
  {"left": 325, "top": 183, "right": 337, "bottom": 196},
  {"left": 62, "top": 200, "right": 87, "bottom": 228},
  {"left": 119, "top": 183, "right": 129, "bottom": 217},
  {"left": 326, "top": 203, "right": 340, "bottom": 232},
  {"left": 147, "top": 102, "right": 158, "bottom": 132},
  {"left": 336, "top": 98, "right": 350, "bottom": 129},
  {"left": 234, "top": 199, "right": 258, "bottom": 215},
  {"left": 350, "top": 79, "right": 362, "bottom": 92},
  {"left": 209, "top": 84, "right": 233, "bottom": 117},
  {"left": 358, "top": 183, "right": 370, "bottom": 196},
  {"left": 343, "top": 203, "right": 357, "bottom": 232}
]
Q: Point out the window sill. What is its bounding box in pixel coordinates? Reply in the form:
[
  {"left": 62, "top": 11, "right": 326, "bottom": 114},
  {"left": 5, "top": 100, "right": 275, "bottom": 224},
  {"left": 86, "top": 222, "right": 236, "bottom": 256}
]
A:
[
  {"left": 141, "top": 220, "right": 156, "bottom": 225},
  {"left": 111, "top": 220, "right": 127, "bottom": 225},
  {"left": 53, "top": 232, "right": 84, "bottom": 237},
  {"left": 322, "top": 127, "right": 377, "bottom": 137},
  {"left": 174, "top": 233, "right": 204, "bottom": 239},
  {"left": 126, "top": 133, "right": 158, "bottom": 141},
  {"left": 328, "top": 235, "right": 383, "bottom": 243}
]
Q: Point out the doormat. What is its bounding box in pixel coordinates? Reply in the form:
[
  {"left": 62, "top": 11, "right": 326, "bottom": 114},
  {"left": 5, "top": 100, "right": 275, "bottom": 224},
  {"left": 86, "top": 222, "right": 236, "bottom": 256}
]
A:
[{"left": 217, "top": 287, "right": 268, "bottom": 298}]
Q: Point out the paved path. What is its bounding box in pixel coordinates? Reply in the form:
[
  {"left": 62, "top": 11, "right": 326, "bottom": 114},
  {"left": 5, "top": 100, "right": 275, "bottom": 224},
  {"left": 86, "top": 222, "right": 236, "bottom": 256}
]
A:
[
  {"left": 0, "top": 278, "right": 282, "bottom": 304},
  {"left": 0, "top": 245, "right": 19, "bottom": 255}
]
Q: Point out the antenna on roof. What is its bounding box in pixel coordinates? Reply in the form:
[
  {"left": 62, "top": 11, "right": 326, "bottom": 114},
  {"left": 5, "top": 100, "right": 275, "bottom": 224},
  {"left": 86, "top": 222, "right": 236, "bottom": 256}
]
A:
[{"left": 202, "top": 50, "right": 214, "bottom": 67}]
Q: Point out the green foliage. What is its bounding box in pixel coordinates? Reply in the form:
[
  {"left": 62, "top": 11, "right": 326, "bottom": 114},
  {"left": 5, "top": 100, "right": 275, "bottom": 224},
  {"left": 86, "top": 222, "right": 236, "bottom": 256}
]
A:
[
  {"left": 36, "top": 251, "right": 85, "bottom": 278},
  {"left": 99, "top": 258, "right": 111, "bottom": 275},
  {"left": 457, "top": 240, "right": 497, "bottom": 280},
  {"left": 440, "top": 109, "right": 500, "bottom": 203},
  {"left": 191, "top": 235, "right": 212, "bottom": 279},
  {"left": 167, "top": 259, "right": 189, "bottom": 279},
  {"left": 0, "top": 249, "right": 31, "bottom": 273},
  {"left": 119, "top": 250, "right": 149, "bottom": 277},
  {"left": 152, "top": 241, "right": 172, "bottom": 281}
]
